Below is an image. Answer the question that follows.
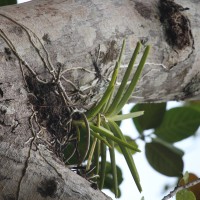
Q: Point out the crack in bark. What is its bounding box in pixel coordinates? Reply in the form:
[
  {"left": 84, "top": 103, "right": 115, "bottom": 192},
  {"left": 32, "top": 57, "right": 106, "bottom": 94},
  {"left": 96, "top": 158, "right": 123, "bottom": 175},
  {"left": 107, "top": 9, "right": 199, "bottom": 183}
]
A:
[
  {"left": 0, "top": 154, "right": 23, "bottom": 164},
  {"left": 168, "top": 46, "right": 195, "bottom": 70},
  {"left": 16, "top": 136, "right": 34, "bottom": 200},
  {"left": 16, "top": 111, "right": 37, "bottom": 199},
  {"left": 71, "top": 189, "right": 81, "bottom": 195}
]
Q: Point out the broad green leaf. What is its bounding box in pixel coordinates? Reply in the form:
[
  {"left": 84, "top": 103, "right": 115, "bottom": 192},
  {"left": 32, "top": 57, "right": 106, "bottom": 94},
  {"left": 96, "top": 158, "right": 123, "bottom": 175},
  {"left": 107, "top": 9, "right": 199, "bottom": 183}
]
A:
[
  {"left": 145, "top": 141, "right": 183, "bottom": 177},
  {"left": 0, "top": 0, "right": 17, "bottom": 6},
  {"left": 176, "top": 189, "right": 196, "bottom": 200},
  {"left": 107, "top": 111, "right": 144, "bottom": 121},
  {"left": 153, "top": 138, "right": 184, "bottom": 157},
  {"left": 103, "top": 162, "right": 123, "bottom": 197},
  {"left": 115, "top": 135, "right": 138, "bottom": 155},
  {"left": 63, "top": 126, "right": 89, "bottom": 164},
  {"left": 63, "top": 142, "right": 77, "bottom": 164},
  {"left": 131, "top": 103, "right": 166, "bottom": 134},
  {"left": 187, "top": 101, "right": 200, "bottom": 112},
  {"left": 154, "top": 107, "right": 200, "bottom": 143}
]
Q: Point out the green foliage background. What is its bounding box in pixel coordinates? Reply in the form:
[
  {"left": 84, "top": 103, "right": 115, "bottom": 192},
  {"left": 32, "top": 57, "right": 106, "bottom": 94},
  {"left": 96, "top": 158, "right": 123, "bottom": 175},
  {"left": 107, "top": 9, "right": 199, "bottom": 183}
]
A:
[{"left": 0, "top": 0, "right": 17, "bottom": 6}]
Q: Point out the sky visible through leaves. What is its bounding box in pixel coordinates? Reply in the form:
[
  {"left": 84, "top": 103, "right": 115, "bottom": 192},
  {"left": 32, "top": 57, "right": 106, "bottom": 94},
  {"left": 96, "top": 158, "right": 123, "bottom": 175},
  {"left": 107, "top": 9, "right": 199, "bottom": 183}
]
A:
[{"left": 104, "top": 102, "right": 200, "bottom": 200}]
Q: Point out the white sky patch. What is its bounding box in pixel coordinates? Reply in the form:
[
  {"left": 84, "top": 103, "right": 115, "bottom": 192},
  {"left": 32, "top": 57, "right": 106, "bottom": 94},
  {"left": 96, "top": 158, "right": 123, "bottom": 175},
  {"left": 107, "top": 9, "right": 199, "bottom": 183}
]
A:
[{"left": 17, "top": 0, "right": 31, "bottom": 3}]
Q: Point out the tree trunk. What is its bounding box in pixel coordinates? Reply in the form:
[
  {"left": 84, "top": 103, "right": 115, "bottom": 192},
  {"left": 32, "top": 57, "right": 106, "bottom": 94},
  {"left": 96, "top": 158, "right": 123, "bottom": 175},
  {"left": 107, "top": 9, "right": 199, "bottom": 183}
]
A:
[{"left": 0, "top": 0, "right": 199, "bottom": 199}]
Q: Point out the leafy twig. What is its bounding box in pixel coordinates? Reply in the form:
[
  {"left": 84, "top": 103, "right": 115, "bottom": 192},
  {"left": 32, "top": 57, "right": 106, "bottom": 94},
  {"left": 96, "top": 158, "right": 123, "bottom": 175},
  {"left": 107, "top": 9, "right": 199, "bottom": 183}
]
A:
[{"left": 162, "top": 178, "right": 200, "bottom": 200}]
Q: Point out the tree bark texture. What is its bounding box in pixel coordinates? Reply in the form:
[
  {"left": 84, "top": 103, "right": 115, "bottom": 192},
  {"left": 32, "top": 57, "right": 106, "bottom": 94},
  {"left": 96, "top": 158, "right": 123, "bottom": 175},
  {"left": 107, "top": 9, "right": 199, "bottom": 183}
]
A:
[{"left": 0, "top": 0, "right": 200, "bottom": 199}]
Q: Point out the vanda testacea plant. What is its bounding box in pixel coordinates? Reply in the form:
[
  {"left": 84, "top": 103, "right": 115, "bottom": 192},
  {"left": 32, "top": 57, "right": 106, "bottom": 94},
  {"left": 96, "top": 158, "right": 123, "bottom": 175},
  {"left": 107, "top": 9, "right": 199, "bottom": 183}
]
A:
[{"left": 72, "top": 40, "right": 150, "bottom": 197}]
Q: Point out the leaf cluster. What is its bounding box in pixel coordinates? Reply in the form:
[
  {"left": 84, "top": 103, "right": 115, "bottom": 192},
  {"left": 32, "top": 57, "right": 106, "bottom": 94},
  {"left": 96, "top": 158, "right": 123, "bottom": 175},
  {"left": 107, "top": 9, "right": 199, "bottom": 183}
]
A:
[
  {"left": 69, "top": 40, "right": 150, "bottom": 197},
  {"left": 131, "top": 102, "right": 200, "bottom": 179},
  {"left": 177, "top": 172, "right": 200, "bottom": 200}
]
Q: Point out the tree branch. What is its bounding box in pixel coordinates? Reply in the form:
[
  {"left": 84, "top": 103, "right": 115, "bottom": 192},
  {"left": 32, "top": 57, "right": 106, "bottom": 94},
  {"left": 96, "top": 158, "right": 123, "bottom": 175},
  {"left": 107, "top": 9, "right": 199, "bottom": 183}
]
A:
[{"left": 162, "top": 178, "right": 200, "bottom": 200}]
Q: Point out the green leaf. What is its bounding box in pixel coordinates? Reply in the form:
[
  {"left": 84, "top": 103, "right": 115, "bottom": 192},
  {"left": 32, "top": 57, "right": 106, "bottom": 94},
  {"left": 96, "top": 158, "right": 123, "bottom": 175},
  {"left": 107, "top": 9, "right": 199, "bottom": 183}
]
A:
[
  {"left": 106, "top": 42, "right": 141, "bottom": 116},
  {"left": 154, "top": 107, "right": 200, "bottom": 143},
  {"left": 182, "top": 171, "right": 190, "bottom": 184},
  {"left": 186, "top": 101, "right": 200, "bottom": 112},
  {"left": 63, "top": 126, "right": 88, "bottom": 164},
  {"left": 115, "top": 135, "right": 138, "bottom": 155},
  {"left": 131, "top": 103, "right": 166, "bottom": 134},
  {"left": 102, "top": 122, "right": 119, "bottom": 197},
  {"left": 99, "top": 141, "right": 107, "bottom": 190},
  {"left": 90, "top": 123, "right": 141, "bottom": 152},
  {"left": 178, "top": 173, "right": 200, "bottom": 199},
  {"left": 153, "top": 137, "right": 184, "bottom": 157},
  {"left": 176, "top": 189, "right": 196, "bottom": 200},
  {"left": 88, "top": 56, "right": 121, "bottom": 118},
  {"left": 114, "top": 111, "right": 122, "bottom": 127},
  {"left": 0, "top": 0, "right": 17, "bottom": 6},
  {"left": 103, "top": 40, "right": 126, "bottom": 113},
  {"left": 63, "top": 142, "right": 77, "bottom": 164},
  {"left": 114, "top": 45, "right": 151, "bottom": 115},
  {"left": 145, "top": 141, "right": 184, "bottom": 177},
  {"left": 90, "top": 129, "right": 112, "bottom": 148},
  {"left": 103, "top": 162, "right": 123, "bottom": 197},
  {"left": 94, "top": 139, "right": 100, "bottom": 175},
  {"left": 107, "top": 111, "right": 144, "bottom": 121},
  {"left": 108, "top": 120, "right": 142, "bottom": 192},
  {"left": 108, "top": 140, "right": 119, "bottom": 197},
  {"left": 118, "top": 39, "right": 126, "bottom": 66},
  {"left": 86, "top": 85, "right": 114, "bottom": 119}
]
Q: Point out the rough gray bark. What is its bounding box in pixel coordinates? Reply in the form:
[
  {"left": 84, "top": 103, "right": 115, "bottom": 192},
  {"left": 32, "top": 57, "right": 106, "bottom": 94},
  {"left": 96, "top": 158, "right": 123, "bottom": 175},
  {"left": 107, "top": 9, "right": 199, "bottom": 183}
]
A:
[{"left": 0, "top": 0, "right": 200, "bottom": 199}]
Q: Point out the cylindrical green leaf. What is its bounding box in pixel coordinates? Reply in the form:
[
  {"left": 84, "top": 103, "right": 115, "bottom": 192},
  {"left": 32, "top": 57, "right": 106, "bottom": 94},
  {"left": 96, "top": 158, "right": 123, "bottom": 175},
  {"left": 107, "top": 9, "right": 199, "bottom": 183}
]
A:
[
  {"left": 86, "top": 85, "right": 114, "bottom": 119},
  {"left": 99, "top": 141, "right": 107, "bottom": 190},
  {"left": 103, "top": 121, "right": 119, "bottom": 197},
  {"left": 108, "top": 120, "right": 142, "bottom": 192},
  {"left": 106, "top": 42, "right": 141, "bottom": 116},
  {"left": 115, "top": 45, "right": 150, "bottom": 114},
  {"left": 108, "top": 140, "right": 119, "bottom": 197},
  {"left": 107, "top": 111, "right": 144, "bottom": 121},
  {"left": 90, "top": 123, "right": 140, "bottom": 152},
  {"left": 94, "top": 139, "right": 100, "bottom": 175}
]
